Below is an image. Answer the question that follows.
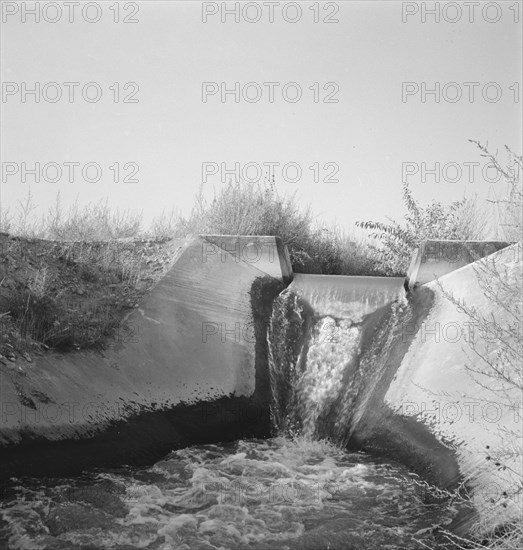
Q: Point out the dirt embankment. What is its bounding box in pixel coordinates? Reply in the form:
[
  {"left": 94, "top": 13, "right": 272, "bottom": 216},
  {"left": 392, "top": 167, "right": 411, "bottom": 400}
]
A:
[{"left": 0, "top": 233, "right": 184, "bottom": 365}]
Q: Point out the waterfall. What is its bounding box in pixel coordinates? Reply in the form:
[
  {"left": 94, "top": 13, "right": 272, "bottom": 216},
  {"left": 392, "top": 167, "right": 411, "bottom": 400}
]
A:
[{"left": 267, "top": 274, "right": 407, "bottom": 444}]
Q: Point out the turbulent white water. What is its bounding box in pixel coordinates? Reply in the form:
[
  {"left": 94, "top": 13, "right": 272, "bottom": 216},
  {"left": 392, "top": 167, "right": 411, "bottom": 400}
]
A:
[
  {"left": 267, "top": 275, "right": 407, "bottom": 444},
  {"left": 0, "top": 437, "right": 458, "bottom": 550},
  {"left": 0, "top": 275, "right": 460, "bottom": 549},
  {"left": 267, "top": 288, "right": 363, "bottom": 439}
]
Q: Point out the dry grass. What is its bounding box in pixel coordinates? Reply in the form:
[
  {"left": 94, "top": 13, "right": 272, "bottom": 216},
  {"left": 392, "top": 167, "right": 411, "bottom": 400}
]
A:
[{"left": 0, "top": 237, "right": 181, "bottom": 355}]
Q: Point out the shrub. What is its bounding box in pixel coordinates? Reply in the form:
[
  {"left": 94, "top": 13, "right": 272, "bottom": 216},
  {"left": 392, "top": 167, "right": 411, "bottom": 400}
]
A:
[
  {"left": 163, "top": 180, "right": 344, "bottom": 274},
  {"left": 356, "top": 183, "right": 484, "bottom": 276},
  {"left": 189, "top": 180, "right": 313, "bottom": 254},
  {"left": 1, "top": 192, "right": 143, "bottom": 241},
  {"left": 0, "top": 190, "right": 44, "bottom": 238},
  {"left": 148, "top": 207, "right": 186, "bottom": 240},
  {"left": 46, "top": 194, "right": 142, "bottom": 241},
  {"left": 470, "top": 140, "right": 522, "bottom": 242},
  {"left": 175, "top": 180, "right": 392, "bottom": 276}
]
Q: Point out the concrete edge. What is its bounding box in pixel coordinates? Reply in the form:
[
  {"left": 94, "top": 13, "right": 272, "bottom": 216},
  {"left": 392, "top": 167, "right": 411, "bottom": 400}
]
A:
[
  {"left": 406, "top": 240, "right": 512, "bottom": 289},
  {"left": 0, "top": 234, "right": 293, "bottom": 480}
]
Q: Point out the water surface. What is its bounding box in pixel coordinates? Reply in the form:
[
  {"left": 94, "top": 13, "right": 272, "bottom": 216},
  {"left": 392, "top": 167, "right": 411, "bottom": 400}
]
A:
[{"left": 0, "top": 437, "right": 457, "bottom": 550}]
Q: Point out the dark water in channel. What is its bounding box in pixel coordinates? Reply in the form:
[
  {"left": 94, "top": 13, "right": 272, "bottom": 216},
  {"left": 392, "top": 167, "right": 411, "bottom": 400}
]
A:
[
  {"left": 0, "top": 438, "right": 458, "bottom": 549},
  {"left": 0, "top": 276, "right": 460, "bottom": 549}
]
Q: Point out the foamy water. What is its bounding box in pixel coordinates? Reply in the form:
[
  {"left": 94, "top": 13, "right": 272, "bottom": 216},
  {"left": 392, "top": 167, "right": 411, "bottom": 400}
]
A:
[{"left": 0, "top": 437, "right": 457, "bottom": 549}]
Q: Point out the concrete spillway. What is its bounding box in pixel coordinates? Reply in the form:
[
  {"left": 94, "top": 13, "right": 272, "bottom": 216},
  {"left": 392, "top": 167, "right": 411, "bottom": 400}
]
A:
[
  {"left": 0, "top": 235, "right": 291, "bottom": 479},
  {"left": 0, "top": 236, "right": 519, "bottom": 532},
  {"left": 290, "top": 274, "right": 405, "bottom": 314}
]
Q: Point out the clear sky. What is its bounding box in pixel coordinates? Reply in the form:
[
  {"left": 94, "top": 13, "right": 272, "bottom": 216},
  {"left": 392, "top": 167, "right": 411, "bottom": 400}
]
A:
[{"left": 1, "top": 1, "right": 522, "bottom": 232}]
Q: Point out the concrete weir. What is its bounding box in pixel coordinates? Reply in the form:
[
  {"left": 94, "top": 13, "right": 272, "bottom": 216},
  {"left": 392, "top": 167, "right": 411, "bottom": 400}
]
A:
[
  {"left": 0, "top": 235, "right": 520, "bottom": 532},
  {"left": 0, "top": 235, "right": 292, "bottom": 480}
]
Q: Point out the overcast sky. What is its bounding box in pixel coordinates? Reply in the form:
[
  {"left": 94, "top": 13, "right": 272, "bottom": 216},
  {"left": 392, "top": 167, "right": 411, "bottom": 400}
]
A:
[{"left": 1, "top": 1, "right": 521, "bottom": 232}]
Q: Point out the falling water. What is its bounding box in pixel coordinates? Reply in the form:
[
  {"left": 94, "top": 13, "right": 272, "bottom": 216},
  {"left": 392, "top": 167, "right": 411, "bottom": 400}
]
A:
[{"left": 267, "top": 274, "right": 407, "bottom": 444}]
